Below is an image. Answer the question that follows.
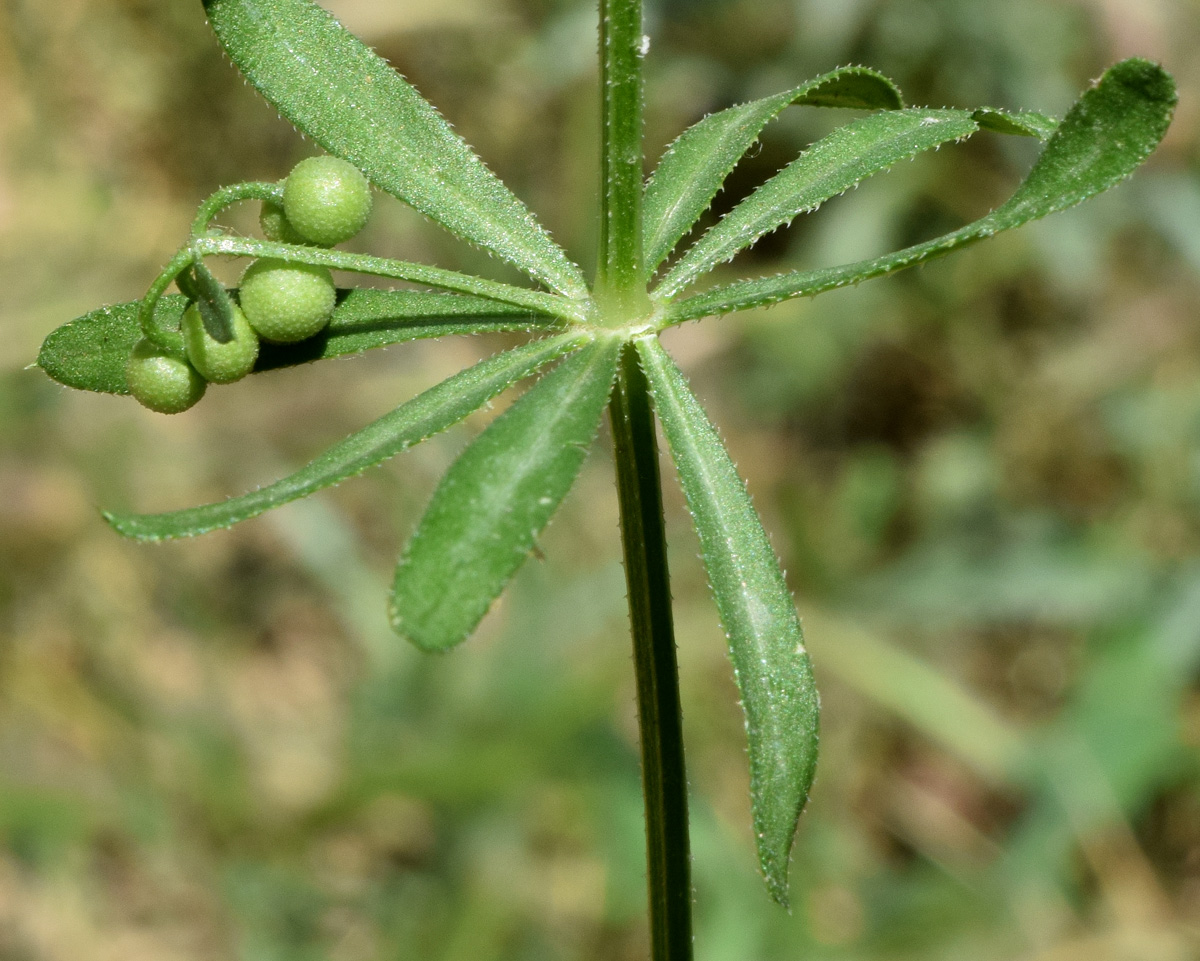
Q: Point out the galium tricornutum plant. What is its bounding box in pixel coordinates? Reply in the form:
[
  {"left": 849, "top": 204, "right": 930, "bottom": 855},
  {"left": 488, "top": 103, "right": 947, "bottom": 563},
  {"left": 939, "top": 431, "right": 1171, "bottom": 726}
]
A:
[{"left": 37, "top": 0, "right": 1175, "bottom": 956}]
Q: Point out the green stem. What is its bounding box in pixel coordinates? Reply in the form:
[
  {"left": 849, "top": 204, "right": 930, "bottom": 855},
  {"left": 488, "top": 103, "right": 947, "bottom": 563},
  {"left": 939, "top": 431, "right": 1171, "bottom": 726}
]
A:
[
  {"left": 610, "top": 342, "right": 694, "bottom": 961},
  {"left": 138, "top": 246, "right": 194, "bottom": 353},
  {"left": 190, "top": 235, "right": 586, "bottom": 323},
  {"left": 191, "top": 181, "right": 283, "bottom": 236},
  {"left": 596, "top": 0, "right": 651, "bottom": 320}
]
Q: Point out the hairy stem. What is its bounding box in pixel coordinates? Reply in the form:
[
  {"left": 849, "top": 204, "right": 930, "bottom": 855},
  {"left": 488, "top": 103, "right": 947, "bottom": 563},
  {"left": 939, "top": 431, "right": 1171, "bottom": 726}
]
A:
[
  {"left": 596, "top": 0, "right": 651, "bottom": 320},
  {"left": 191, "top": 181, "right": 283, "bottom": 236},
  {"left": 190, "top": 235, "right": 586, "bottom": 322},
  {"left": 138, "top": 246, "right": 195, "bottom": 353},
  {"left": 610, "top": 342, "right": 693, "bottom": 961}
]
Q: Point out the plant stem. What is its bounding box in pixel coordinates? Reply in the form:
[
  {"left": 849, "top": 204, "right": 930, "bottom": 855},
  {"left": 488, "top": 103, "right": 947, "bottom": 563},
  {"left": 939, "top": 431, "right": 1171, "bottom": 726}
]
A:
[
  {"left": 191, "top": 181, "right": 282, "bottom": 236},
  {"left": 596, "top": 0, "right": 651, "bottom": 320},
  {"left": 610, "top": 342, "right": 693, "bottom": 961},
  {"left": 138, "top": 246, "right": 195, "bottom": 352},
  {"left": 190, "top": 235, "right": 585, "bottom": 322}
]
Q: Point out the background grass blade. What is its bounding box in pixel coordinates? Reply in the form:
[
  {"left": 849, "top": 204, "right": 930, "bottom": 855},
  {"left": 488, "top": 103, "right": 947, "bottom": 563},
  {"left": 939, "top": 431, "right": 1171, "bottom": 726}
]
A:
[
  {"left": 38, "top": 291, "right": 554, "bottom": 394},
  {"left": 390, "top": 336, "right": 621, "bottom": 651},
  {"left": 202, "top": 0, "right": 589, "bottom": 300},
  {"left": 664, "top": 58, "right": 1176, "bottom": 324},
  {"left": 637, "top": 335, "right": 819, "bottom": 907},
  {"left": 105, "top": 334, "right": 588, "bottom": 540},
  {"left": 642, "top": 66, "right": 903, "bottom": 279},
  {"left": 654, "top": 108, "right": 980, "bottom": 299}
]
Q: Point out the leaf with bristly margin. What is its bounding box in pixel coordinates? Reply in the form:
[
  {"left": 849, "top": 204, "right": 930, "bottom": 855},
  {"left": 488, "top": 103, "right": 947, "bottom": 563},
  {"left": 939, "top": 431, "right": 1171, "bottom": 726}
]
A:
[
  {"left": 972, "top": 107, "right": 1057, "bottom": 139},
  {"left": 38, "top": 296, "right": 186, "bottom": 395},
  {"left": 636, "top": 335, "right": 818, "bottom": 907},
  {"left": 642, "top": 66, "right": 903, "bottom": 278},
  {"left": 390, "top": 336, "right": 621, "bottom": 651},
  {"left": 665, "top": 58, "right": 1176, "bottom": 323},
  {"left": 105, "top": 333, "right": 588, "bottom": 540},
  {"left": 38, "top": 290, "right": 554, "bottom": 394},
  {"left": 202, "top": 0, "right": 588, "bottom": 300},
  {"left": 655, "top": 108, "right": 981, "bottom": 298}
]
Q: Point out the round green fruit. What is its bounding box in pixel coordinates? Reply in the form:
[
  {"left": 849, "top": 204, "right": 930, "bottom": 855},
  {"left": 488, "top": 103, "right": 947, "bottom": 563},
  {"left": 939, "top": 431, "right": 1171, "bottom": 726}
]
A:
[
  {"left": 238, "top": 258, "right": 336, "bottom": 343},
  {"left": 182, "top": 302, "right": 260, "bottom": 384},
  {"left": 259, "top": 198, "right": 308, "bottom": 245},
  {"left": 125, "top": 339, "right": 207, "bottom": 414},
  {"left": 282, "top": 156, "right": 372, "bottom": 246}
]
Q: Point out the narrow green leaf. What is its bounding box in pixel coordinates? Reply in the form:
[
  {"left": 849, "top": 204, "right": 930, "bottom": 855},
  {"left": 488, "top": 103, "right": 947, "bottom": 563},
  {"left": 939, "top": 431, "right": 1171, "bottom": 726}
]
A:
[
  {"left": 175, "top": 264, "right": 201, "bottom": 302},
  {"left": 203, "top": 0, "right": 589, "bottom": 299},
  {"left": 664, "top": 58, "right": 1176, "bottom": 324},
  {"left": 390, "top": 335, "right": 622, "bottom": 651},
  {"left": 643, "top": 66, "right": 903, "bottom": 277},
  {"left": 38, "top": 296, "right": 187, "bottom": 395},
  {"left": 38, "top": 290, "right": 553, "bottom": 394},
  {"left": 655, "top": 108, "right": 980, "bottom": 299},
  {"left": 105, "top": 333, "right": 588, "bottom": 540},
  {"left": 193, "top": 259, "right": 236, "bottom": 342},
  {"left": 972, "top": 107, "right": 1058, "bottom": 139},
  {"left": 636, "top": 335, "right": 818, "bottom": 907},
  {"left": 256, "top": 289, "right": 557, "bottom": 369}
]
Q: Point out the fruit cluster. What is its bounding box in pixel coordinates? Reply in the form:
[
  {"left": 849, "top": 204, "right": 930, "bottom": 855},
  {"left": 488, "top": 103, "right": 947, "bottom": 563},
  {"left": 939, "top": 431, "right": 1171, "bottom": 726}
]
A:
[{"left": 126, "top": 156, "right": 373, "bottom": 413}]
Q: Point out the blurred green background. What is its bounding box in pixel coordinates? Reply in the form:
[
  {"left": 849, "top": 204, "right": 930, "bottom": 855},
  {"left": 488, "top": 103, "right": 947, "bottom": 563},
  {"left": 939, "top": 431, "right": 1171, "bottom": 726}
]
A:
[{"left": 1, "top": 0, "right": 1199, "bottom": 958}]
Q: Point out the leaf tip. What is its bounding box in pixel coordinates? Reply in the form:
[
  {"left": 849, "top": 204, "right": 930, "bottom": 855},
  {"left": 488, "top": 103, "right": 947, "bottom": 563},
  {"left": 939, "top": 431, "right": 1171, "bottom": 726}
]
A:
[
  {"left": 100, "top": 509, "right": 135, "bottom": 538},
  {"left": 387, "top": 600, "right": 456, "bottom": 654},
  {"left": 763, "top": 862, "right": 792, "bottom": 909},
  {"left": 388, "top": 569, "right": 458, "bottom": 653},
  {"left": 1105, "top": 56, "right": 1177, "bottom": 106}
]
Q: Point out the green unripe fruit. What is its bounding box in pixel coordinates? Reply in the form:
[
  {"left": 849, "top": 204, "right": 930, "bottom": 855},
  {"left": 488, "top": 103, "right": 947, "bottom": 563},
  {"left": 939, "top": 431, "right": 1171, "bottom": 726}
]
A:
[
  {"left": 282, "top": 156, "right": 372, "bottom": 246},
  {"left": 182, "top": 302, "right": 260, "bottom": 384},
  {"left": 125, "top": 339, "right": 207, "bottom": 414},
  {"left": 238, "top": 258, "right": 337, "bottom": 343},
  {"left": 259, "top": 198, "right": 308, "bottom": 245}
]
